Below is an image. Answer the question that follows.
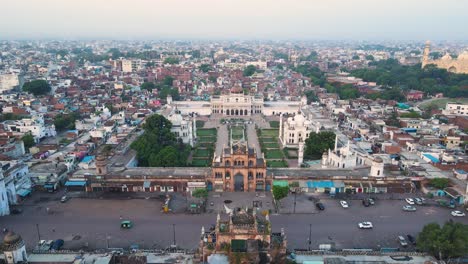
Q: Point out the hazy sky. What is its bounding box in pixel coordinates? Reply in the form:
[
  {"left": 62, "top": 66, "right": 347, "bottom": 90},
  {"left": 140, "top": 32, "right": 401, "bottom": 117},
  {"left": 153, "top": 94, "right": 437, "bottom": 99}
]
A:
[{"left": 1, "top": 0, "right": 467, "bottom": 40}]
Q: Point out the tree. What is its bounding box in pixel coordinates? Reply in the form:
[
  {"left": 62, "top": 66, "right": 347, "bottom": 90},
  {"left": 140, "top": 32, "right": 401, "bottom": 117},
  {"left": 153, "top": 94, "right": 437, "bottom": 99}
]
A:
[
  {"left": 192, "top": 188, "right": 208, "bottom": 198},
  {"left": 352, "top": 55, "right": 360, "bottom": 60},
  {"left": 22, "top": 80, "right": 51, "bottom": 96},
  {"left": 199, "top": 64, "right": 212, "bottom": 73},
  {"left": 272, "top": 185, "right": 289, "bottom": 201},
  {"left": 304, "top": 131, "right": 336, "bottom": 159},
  {"left": 417, "top": 222, "right": 468, "bottom": 260},
  {"left": 21, "top": 133, "right": 35, "bottom": 149},
  {"left": 130, "top": 114, "right": 190, "bottom": 167},
  {"left": 141, "top": 82, "right": 156, "bottom": 91},
  {"left": 163, "top": 57, "right": 179, "bottom": 64},
  {"left": 160, "top": 86, "right": 180, "bottom": 101},
  {"left": 54, "top": 113, "right": 78, "bottom": 131},
  {"left": 429, "top": 178, "right": 449, "bottom": 189},
  {"left": 163, "top": 76, "right": 175, "bottom": 87},
  {"left": 365, "top": 55, "right": 375, "bottom": 61},
  {"left": 400, "top": 111, "right": 422, "bottom": 118},
  {"left": 243, "top": 65, "right": 257, "bottom": 77}
]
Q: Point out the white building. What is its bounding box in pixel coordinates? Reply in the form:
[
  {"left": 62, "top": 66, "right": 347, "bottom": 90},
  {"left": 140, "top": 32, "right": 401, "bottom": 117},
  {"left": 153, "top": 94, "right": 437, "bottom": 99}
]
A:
[
  {"left": 322, "top": 136, "right": 369, "bottom": 169},
  {"left": 211, "top": 88, "right": 264, "bottom": 116},
  {"left": 0, "top": 73, "right": 19, "bottom": 93},
  {"left": 279, "top": 112, "right": 316, "bottom": 148},
  {"left": 166, "top": 109, "right": 196, "bottom": 147},
  {"left": 0, "top": 172, "right": 9, "bottom": 216},
  {"left": 2, "top": 114, "right": 56, "bottom": 142},
  {"left": 122, "top": 59, "right": 133, "bottom": 73},
  {"left": 443, "top": 102, "right": 468, "bottom": 116}
]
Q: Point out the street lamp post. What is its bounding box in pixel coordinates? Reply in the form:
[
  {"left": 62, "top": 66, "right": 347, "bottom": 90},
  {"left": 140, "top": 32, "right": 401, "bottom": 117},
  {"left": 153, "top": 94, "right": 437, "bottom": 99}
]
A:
[
  {"left": 308, "top": 224, "right": 312, "bottom": 251},
  {"left": 172, "top": 224, "right": 176, "bottom": 247},
  {"left": 36, "top": 223, "right": 41, "bottom": 242},
  {"left": 293, "top": 192, "right": 297, "bottom": 214}
]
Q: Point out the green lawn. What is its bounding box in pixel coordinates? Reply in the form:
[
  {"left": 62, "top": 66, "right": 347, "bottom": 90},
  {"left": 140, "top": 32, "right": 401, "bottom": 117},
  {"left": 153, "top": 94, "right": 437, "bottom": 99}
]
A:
[
  {"left": 267, "top": 160, "right": 288, "bottom": 168},
  {"left": 191, "top": 158, "right": 211, "bottom": 167},
  {"left": 198, "top": 136, "right": 216, "bottom": 143},
  {"left": 260, "top": 137, "right": 277, "bottom": 143},
  {"left": 265, "top": 149, "right": 284, "bottom": 159},
  {"left": 263, "top": 142, "right": 280, "bottom": 149},
  {"left": 269, "top": 121, "right": 279, "bottom": 128},
  {"left": 260, "top": 129, "right": 278, "bottom": 137},
  {"left": 197, "top": 128, "right": 217, "bottom": 137},
  {"left": 193, "top": 148, "right": 211, "bottom": 157}
]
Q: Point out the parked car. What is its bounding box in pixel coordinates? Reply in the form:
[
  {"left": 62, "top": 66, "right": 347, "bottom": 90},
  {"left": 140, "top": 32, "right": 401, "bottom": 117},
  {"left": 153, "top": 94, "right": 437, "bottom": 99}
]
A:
[
  {"left": 315, "top": 202, "right": 325, "bottom": 211},
  {"left": 60, "top": 196, "right": 69, "bottom": 203},
  {"left": 358, "top": 222, "right": 373, "bottom": 229},
  {"left": 414, "top": 198, "right": 423, "bottom": 205},
  {"left": 405, "top": 198, "right": 415, "bottom": 205},
  {"left": 51, "top": 239, "right": 64, "bottom": 250},
  {"left": 398, "top": 236, "right": 408, "bottom": 247},
  {"left": 340, "top": 200, "right": 349, "bottom": 208},
  {"left": 402, "top": 205, "right": 417, "bottom": 212},
  {"left": 362, "top": 199, "right": 370, "bottom": 207},
  {"left": 407, "top": 234, "right": 416, "bottom": 245},
  {"left": 368, "top": 198, "right": 375, "bottom": 205},
  {"left": 10, "top": 208, "right": 23, "bottom": 214},
  {"left": 451, "top": 210, "right": 466, "bottom": 217}
]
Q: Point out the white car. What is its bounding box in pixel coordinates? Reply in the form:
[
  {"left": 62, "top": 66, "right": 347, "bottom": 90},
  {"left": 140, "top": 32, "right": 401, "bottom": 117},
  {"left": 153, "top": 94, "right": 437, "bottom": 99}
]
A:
[
  {"left": 358, "top": 222, "right": 373, "bottom": 229},
  {"left": 340, "top": 200, "right": 349, "bottom": 208},
  {"left": 451, "top": 210, "right": 466, "bottom": 217},
  {"left": 405, "top": 198, "right": 415, "bottom": 205}
]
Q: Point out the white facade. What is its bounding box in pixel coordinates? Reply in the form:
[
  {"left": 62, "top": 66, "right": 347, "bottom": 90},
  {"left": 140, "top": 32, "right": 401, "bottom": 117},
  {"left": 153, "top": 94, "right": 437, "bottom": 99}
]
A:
[
  {"left": 443, "top": 102, "right": 468, "bottom": 116},
  {"left": 167, "top": 110, "right": 196, "bottom": 147},
  {"left": 2, "top": 114, "right": 56, "bottom": 142},
  {"left": 279, "top": 113, "right": 315, "bottom": 148},
  {"left": 211, "top": 91, "right": 264, "bottom": 116},
  {"left": 122, "top": 60, "right": 132, "bottom": 73},
  {"left": 369, "top": 157, "right": 384, "bottom": 177},
  {"left": 0, "top": 172, "right": 10, "bottom": 216},
  {"left": 0, "top": 73, "right": 19, "bottom": 93}
]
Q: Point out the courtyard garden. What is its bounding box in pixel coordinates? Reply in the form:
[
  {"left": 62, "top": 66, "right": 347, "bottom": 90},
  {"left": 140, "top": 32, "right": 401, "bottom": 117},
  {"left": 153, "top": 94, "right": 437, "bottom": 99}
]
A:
[
  {"left": 257, "top": 128, "right": 288, "bottom": 168},
  {"left": 191, "top": 128, "right": 216, "bottom": 167}
]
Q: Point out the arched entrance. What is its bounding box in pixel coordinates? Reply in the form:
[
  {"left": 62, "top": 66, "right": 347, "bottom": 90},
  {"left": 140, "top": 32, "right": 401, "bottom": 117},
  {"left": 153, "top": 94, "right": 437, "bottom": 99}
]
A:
[
  {"left": 448, "top": 66, "right": 457, "bottom": 73},
  {"left": 234, "top": 173, "right": 244, "bottom": 191}
]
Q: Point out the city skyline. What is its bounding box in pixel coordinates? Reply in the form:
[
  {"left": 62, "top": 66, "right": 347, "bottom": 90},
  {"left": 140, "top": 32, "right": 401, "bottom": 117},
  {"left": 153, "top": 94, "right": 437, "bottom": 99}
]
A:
[{"left": 1, "top": 0, "right": 468, "bottom": 41}]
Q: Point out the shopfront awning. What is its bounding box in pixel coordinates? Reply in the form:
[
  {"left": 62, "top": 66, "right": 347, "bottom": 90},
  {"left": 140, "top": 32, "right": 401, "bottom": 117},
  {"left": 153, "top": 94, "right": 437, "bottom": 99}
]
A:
[
  {"left": 143, "top": 181, "right": 151, "bottom": 188},
  {"left": 65, "top": 181, "right": 87, "bottom": 187},
  {"left": 17, "top": 189, "right": 31, "bottom": 197},
  {"left": 273, "top": 180, "right": 288, "bottom": 187}
]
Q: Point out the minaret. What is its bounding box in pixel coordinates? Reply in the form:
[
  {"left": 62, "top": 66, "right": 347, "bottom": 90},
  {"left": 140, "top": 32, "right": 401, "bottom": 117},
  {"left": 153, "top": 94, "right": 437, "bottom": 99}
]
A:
[
  {"left": 298, "top": 142, "right": 304, "bottom": 167},
  {"left": 193, "top": 115, "right": 197, "bottom": 143},
  {"left": 2, "top": 231, "right": 27, "bottom": 264},
  {"left": 370, "top": 157, "right": 384, "bottom": 177},
  {"left": 279, "top": 113, "right": 283, "bottom": 146},
  {"left": 422, "top": 40, "right": 431, "bottom": 69},
  {"left": 0, "top": 171, "right": 10, "bottom": 216},
  {"left": 334, "top": 134, "right": 338, "bottom": 152}
]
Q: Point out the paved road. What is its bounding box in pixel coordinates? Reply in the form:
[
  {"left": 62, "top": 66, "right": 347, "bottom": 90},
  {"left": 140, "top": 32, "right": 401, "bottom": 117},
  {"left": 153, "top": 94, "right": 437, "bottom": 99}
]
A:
[
  {"left": 246, "top": 123, "right": 262, "bottom": 158},
  {"left": 215, "top": 124, "right": 228, "bottom": 157},
  {"left": 2, "top": 197, "right": 467, "bottom": 251}
]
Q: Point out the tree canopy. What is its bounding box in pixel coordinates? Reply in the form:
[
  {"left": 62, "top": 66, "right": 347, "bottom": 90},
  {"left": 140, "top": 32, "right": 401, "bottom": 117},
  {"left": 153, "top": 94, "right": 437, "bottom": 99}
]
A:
[
  {"left": 54, "top": 113, "right": 79, "bottom": 131},
  {"left": 417, "top": 221, "right": 468, "bottom": 260},
  {"left": 350, "top": 59, "right": 468, "bottom": 98},
  {"left": 429, "top": 178, "right": 450, "bottom": 189},
  {"left": 243, "top": 65, "right": 257, "bottom": 77},
  {"left": 192, "top": 188, "right": 208, "bottom": 198},
  {"left": 21, "top": 133, "right": 35, "bottom": 150},
  {"left": 304, "top": 131, "right": 336, "bottom": 160},
  {"left": 141, "top": 82, "right": 156, "bottom": 91},
  {"left": 272, "top": 185, "right": 289, "bottom": 201},
  {"left": 163, "top": 57, "right": 179, "bottom": 64},
  {"left": 22, "top": 80, "right": 51, "bottom": 96},
  {"left": 130, "top": 114, "right": 190, "bottom": 167},
  {"left": 199, "top": 64, "right": 212, "bottom": 73}
]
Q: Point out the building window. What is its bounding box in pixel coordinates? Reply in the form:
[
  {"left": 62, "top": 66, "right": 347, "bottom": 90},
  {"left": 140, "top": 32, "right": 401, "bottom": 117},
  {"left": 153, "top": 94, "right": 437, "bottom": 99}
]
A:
[{"left": 377, "top": 170, "right": 380, "bottom": 176}]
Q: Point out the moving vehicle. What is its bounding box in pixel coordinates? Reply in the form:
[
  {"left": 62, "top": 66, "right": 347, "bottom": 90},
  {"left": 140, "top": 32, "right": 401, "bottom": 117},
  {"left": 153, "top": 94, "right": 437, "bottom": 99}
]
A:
[
  {"left": 358, "top": 222, "right": 373, "bottom": 229},
  {"left": 407, "top": 234, "right": 416, "bottom": 245},
  {"left": 60, "top": 196, "right": 69, "bottom": 203},
  {"left": 10, "top": 208, "right": 23, "bottom": 214},
  {"left": 368, "top": 198, "right": 375, "bottom": 205},
  {"left": 51, "top": 239, "right": 64, "bottom": 250},
  {"left": 414, "top": 198, "right": 423, "bottom": 205},
  {"left": 405, "top": 198, "right": 415, "bottom": 205},
  {"left": 340, "top": 200, "right": 349, "bottom": 208},
  {"left": 398, "top": 236, "right": 408, "bottom": 247},
  {"left": 121, "top": 220, "right": 133, "bottom": 229},
  {"left": 451, "top": 210, "right": 466, "bottom": 217},
  {"left": 362, "top": 199, "right": 370, "bottom": 207},
  {"left": 402, "top": 205, "right": 417, "bottom": 212},
  {"left": 315, "top": 202, "right": 325, "bottom": 211}
]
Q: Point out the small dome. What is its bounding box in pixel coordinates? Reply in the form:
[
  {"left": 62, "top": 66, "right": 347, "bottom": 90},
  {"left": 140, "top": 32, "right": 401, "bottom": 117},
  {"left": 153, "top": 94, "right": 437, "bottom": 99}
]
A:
[
  {"left": 3, "top": 231, "right": 22, "bottom": 245},
  {"left": 230, "top": 86, "right": 243, "bottom": 94},
  {"left": 441, "top": 53, "right": 452, "bottom": 60},
  {"left": 374, "top": 157, "right": 383, "bottom": 163},
  {"left": 457, "top": 51, "right": 468, "bottom": 60}
]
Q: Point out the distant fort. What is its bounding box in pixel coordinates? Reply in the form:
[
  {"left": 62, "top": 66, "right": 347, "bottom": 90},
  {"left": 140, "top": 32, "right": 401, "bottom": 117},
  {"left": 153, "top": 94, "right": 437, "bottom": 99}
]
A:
[{"left": 422, "top": 41, "right": 468, "bottom": 74}]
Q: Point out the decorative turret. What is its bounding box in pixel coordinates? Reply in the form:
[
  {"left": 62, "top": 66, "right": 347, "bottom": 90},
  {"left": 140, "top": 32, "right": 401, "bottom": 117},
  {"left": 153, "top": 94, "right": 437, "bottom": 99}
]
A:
[
  {"left": 2, "top": 231, "right": 27, "bottom": 264},
  {"left": 95, "top": 155, "right": 108, "bottom": 175},
  {"left": 298, "top": 142, "right": 304, "bottom": 167},
  {"left": 369, "top": 157, "right": 384, "bottom": 177},
  {"left": 422, "top": 40, "right": 431, "bottom": 68},
  {"left": 0, "top": 172, "right": 9, "bottom": 216}
]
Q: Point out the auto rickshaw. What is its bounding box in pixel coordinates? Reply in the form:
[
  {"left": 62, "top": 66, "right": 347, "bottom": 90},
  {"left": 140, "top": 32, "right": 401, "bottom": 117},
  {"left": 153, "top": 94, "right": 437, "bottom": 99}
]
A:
[{"left": 120, "top": 220, "right": 133, "bottom": 229}]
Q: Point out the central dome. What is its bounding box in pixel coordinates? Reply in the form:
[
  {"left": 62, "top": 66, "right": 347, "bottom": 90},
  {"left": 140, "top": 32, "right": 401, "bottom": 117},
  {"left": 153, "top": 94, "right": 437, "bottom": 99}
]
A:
[{"left": 230, "top": 86, "right": 243, "bottom": 94}]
